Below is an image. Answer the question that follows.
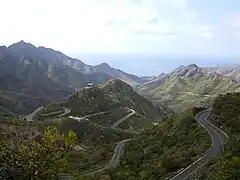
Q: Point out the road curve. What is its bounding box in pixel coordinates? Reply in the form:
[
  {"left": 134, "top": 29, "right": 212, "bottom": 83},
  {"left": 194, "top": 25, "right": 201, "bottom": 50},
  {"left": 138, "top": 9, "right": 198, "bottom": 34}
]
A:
[
  {"left": 25, "top": 106, "right": 44, "bottom": 122},
  {"left": 111, "top": 109, "right": 135, "bottom": 129},
  {"left": 105, "top": 139, "right": 132, "bottom": 169},
  {"left": 78, "top": 139, "right": 132, "bottom": 177},
  {"left": 58, "top": 139, "right": 132, "bottom": 179},
  {"left": 58, "top": 107, "right": 71, "bottom": 118},
  {"left": 170, "top": 109, "right": 228, "bottom": 180},
  {"left": 58, "top": 110, "right": 135, "bottom": 179}
]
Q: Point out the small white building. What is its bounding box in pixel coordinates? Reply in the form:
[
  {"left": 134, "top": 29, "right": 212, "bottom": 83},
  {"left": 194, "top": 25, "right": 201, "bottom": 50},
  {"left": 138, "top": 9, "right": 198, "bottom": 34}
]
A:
[{"left": 87, "top": 83, "right": 94, "bottom": 87}]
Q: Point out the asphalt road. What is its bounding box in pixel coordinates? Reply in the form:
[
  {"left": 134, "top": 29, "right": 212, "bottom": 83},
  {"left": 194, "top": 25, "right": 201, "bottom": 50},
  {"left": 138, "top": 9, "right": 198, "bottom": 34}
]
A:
[
  {"left": 111, "top": 109, "right": 135, "bottom": 129},
  {"left": 105, "top": 139, "right": 132, "bottom": 169},
  {"left": 57, "top": 107, "right": 71, "bottom": 118},
  {"left": 76, "top": 139, "right": 132, "bottom": 178},
  {"left": 170, "top": 109, "right": 228, "bottom": 180},
  {"left": 58, "top": 110, "right": 135, "bottom": 179},
  {"left": 77, "top": 110, "right": 136, "bottom": 175},
  {"left": 58, "top": 139, "right": 132, "bottom": 179},
  {"left": 69, "top": 111, "right": 110, "bottom": 121},
  {"left": 25, "top": 106, "right": 44, "bottom": 122}
]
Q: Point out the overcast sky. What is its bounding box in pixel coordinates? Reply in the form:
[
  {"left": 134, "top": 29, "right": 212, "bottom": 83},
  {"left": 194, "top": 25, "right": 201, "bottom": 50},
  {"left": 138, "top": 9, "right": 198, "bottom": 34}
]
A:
[{"left": 1, "top": 0, "right": 240, "bottom": 75}]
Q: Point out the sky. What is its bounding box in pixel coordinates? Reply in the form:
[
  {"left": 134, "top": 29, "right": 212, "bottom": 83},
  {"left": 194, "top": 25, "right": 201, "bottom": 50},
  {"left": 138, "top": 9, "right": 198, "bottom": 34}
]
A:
[{"left": 1, "top": 0, "right": 240, "bottom": 75}]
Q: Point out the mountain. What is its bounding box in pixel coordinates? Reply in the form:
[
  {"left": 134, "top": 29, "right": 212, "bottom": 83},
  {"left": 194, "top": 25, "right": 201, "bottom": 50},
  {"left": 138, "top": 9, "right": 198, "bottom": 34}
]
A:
[
  {"left": 8, "top": 41, "right": 90, "bottom": 71},
  {"left": 203, "top": 64, "right": 240, "bottom": 80},
  {"left": 62, "top": 79, "right": 168, "bottom": 130},
  {"left": 137, "top": 64, "right": 240, "bottom": 112},
  {"left": 0, "top": 46, "right": 72, "bottom": 114},
  {"left": 92, "top": 63, "right": 146, "bottom": 86},
  {"left": 0, "top": 41, "right": 149, "bottom": 115},
  {"left": 139, "top": 73, "right": 167, "bottom": 91},
  {"left": 140, "top": 76, "right": 157, "bottom": 81},
  {"left": 46, "top": 64, "right": 110, "bottom": 89},
  {"left": 8, "top": 41, "right": 146, "bottom": 86}
]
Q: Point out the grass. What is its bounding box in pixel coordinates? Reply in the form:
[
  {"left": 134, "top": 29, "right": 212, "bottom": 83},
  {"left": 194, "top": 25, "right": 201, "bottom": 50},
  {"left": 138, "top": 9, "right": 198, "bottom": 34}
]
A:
[
  {"left": 66, "top": 144, "right": 115, "bottom": 173},
  {"left": 40, "top": 103, "right": 63, "bottom": 114},
  {"left": 80, "top": 109, "right": 212, "bottom": 180},
  {"left": 118, "top": 113, "right": 156, "bottom": 132},
  {"left": 88, "top": 108, "right": 130, "bottom": 127},
  {"left": 63, "top": 79, "right": 167, "bottom": 120},
  {"left": 138, "top": 73, "right": 240, "bottom": 112}
]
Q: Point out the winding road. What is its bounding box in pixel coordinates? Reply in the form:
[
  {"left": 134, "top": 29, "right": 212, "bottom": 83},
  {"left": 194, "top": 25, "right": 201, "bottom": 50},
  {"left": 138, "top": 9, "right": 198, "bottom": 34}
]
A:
[
  {"left": 25, "top": 106, "right": 44, "bottom": 122},
  {"left": 75, "top": 139, "right": 132, "bottom": 178},
  {"left": 58, "top": 107, "right": 71, "bottom": 118},
  {"left": 170, "top": 109, "right": 228, "bottom": 180},
  {"left": 111, "top": 109, "right": 135, "bottom": 129},
  {"left": 25, "top": 105, "right": 228, "bottom": 180},
  {"left": 58, "top": 109, "right": 136, "bottom": 179}
]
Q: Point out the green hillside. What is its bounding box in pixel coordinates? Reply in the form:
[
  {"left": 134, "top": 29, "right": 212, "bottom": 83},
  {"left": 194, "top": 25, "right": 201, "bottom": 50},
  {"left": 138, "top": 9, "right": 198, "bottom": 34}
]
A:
[
  {"left": 118, "top": 113, "right": 156, "bottom": 132},
  {"left": 80, "top": 92, "right": 240, "bottom": 180},
  {"left": 200, "top": 92, "right": 240, "bottom": 179},
  {"left": 79, "top": 109, "right": 212, "bottom": 180},
  {"left": 88, "top": 108, "right": 130, "bottom": 127},
  {"left": 138, "top": 68, "right": 240, "bottom": 112},
  {"left": 64, "top": 79, "right": 167, "bottom": 120}
]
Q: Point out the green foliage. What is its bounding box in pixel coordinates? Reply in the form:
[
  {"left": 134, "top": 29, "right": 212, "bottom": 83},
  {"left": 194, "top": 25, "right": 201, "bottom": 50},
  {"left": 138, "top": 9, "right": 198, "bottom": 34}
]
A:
[
  {"left": 88, "top": 110, "right": 211, "bottom": 179},
  {"left": 118, "top": 114, "right": 155, "bottom": 132},
  {"left": 64, "top": 80, "right": 166, "bottom": 120},
  {"left": 89, "top": 108, "right": 129, "bottom": 127},
  {"left": 202, "top": 92, "right": 240, "bottom": 179},
  {"left": 138, "top": 72, "right": 240, "bottom": 112},
  {"left": 52, "top": 118, "right": 133, "bottom": 146},
  {"left": 0, "top": 126, "right": 77, "bottom": 180},
  {"left": 216, "top": 154, "right": 240, "bottom": 180},
  {"left": 40, "top": 103, "right": 63, "bottom": 115},
  {"left": 66, "top": 144, "right": 115, "bottom": 172},
  {"left": 64, "top": 87, "right": 117, "bottom": 116}
]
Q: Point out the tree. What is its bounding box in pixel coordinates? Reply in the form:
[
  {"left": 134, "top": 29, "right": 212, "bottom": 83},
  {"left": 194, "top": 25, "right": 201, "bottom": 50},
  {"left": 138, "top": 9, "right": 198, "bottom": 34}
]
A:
[
  {"left": 216, "top": 155, "right": 240, "bottom": 180},
  {"left": 0, "top": 126, "right": 77, "bottom": 180}
]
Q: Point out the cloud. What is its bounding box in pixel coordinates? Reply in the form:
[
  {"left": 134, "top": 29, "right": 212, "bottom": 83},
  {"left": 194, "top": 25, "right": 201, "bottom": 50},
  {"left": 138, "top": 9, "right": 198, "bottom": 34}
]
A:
[
  {"left": 1, "top": 0, "right": 237, "bottom": 54},
  {"left": 201, "top": 32, "right": 213, "bottom": 38},
  {"left": 147, "top": 17, "right": 159, "bottom": 24},
  {"left": 169, "top": 0, "right": 187, "bottom": 9},
  {"left": 196, "top": 25, "right": 214, "bottom": 38}
]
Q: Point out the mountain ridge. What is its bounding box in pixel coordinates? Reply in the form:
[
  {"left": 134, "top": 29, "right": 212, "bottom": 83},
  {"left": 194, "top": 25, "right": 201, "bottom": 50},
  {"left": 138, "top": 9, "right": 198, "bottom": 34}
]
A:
[
  {"left": 137, "top": 63, "right": 240, "bottom": 112},
  {"left": 0, "top": 41, "right": 148, "bottom": 114},
  {"left": 7, "top": 40, "right": 146, "bottom": 86}
]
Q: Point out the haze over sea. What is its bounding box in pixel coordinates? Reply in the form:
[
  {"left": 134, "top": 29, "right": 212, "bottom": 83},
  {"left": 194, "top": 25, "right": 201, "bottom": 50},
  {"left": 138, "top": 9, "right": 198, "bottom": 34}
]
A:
[{"left": 74, "top": 53, "right": 240, "bottom": 76}]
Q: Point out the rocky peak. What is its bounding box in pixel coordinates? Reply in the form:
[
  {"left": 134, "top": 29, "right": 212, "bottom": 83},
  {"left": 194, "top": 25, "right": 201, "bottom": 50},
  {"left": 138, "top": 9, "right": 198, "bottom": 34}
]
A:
[
  {"left": 171, "top": 64, "right": 201, "bottom": 78},
  {"left": 0, "top": 46, "right": 8, "bottom": 57},
  {"left": 95, "top": 62, "right": 111, "bottom": 69},
  {"left": 8, "top": 40, "right": 36, "bottom": 49},
  {"left": 103, "top": 79, "right": 133, "bottom": 93},
  {"left": 186, "top": 63, "right": 198, "bottom": 68},
  {"left": 157, "top": 73, "right": 166, "bottom": 78}
]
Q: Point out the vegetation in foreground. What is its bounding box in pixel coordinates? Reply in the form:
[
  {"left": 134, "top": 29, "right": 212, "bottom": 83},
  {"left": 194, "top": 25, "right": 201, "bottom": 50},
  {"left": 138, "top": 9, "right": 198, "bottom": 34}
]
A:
[
  {"left": 80, "top": 108, "right": 211, "bottom": 180},
  {"left": 200, "top": 92, "right": 240, "bottom": 179},
  {"left": 38, "top": 117, "right": 134, "bottom": 173},
  {"left": 80, "top": 93, "right": 240, "bottom": 180},
  {"left": 1, "top": 92, "right": 240, "bottom": 180},
  {"left": 0, "top": 125, "right": 77, "bottom": 180}
]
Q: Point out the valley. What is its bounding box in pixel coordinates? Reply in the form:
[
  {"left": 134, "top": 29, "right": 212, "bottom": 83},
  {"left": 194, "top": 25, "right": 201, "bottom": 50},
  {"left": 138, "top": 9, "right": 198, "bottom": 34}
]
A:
[{"left": 0, "top": 41, "right": 240, "bottom": 180}]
